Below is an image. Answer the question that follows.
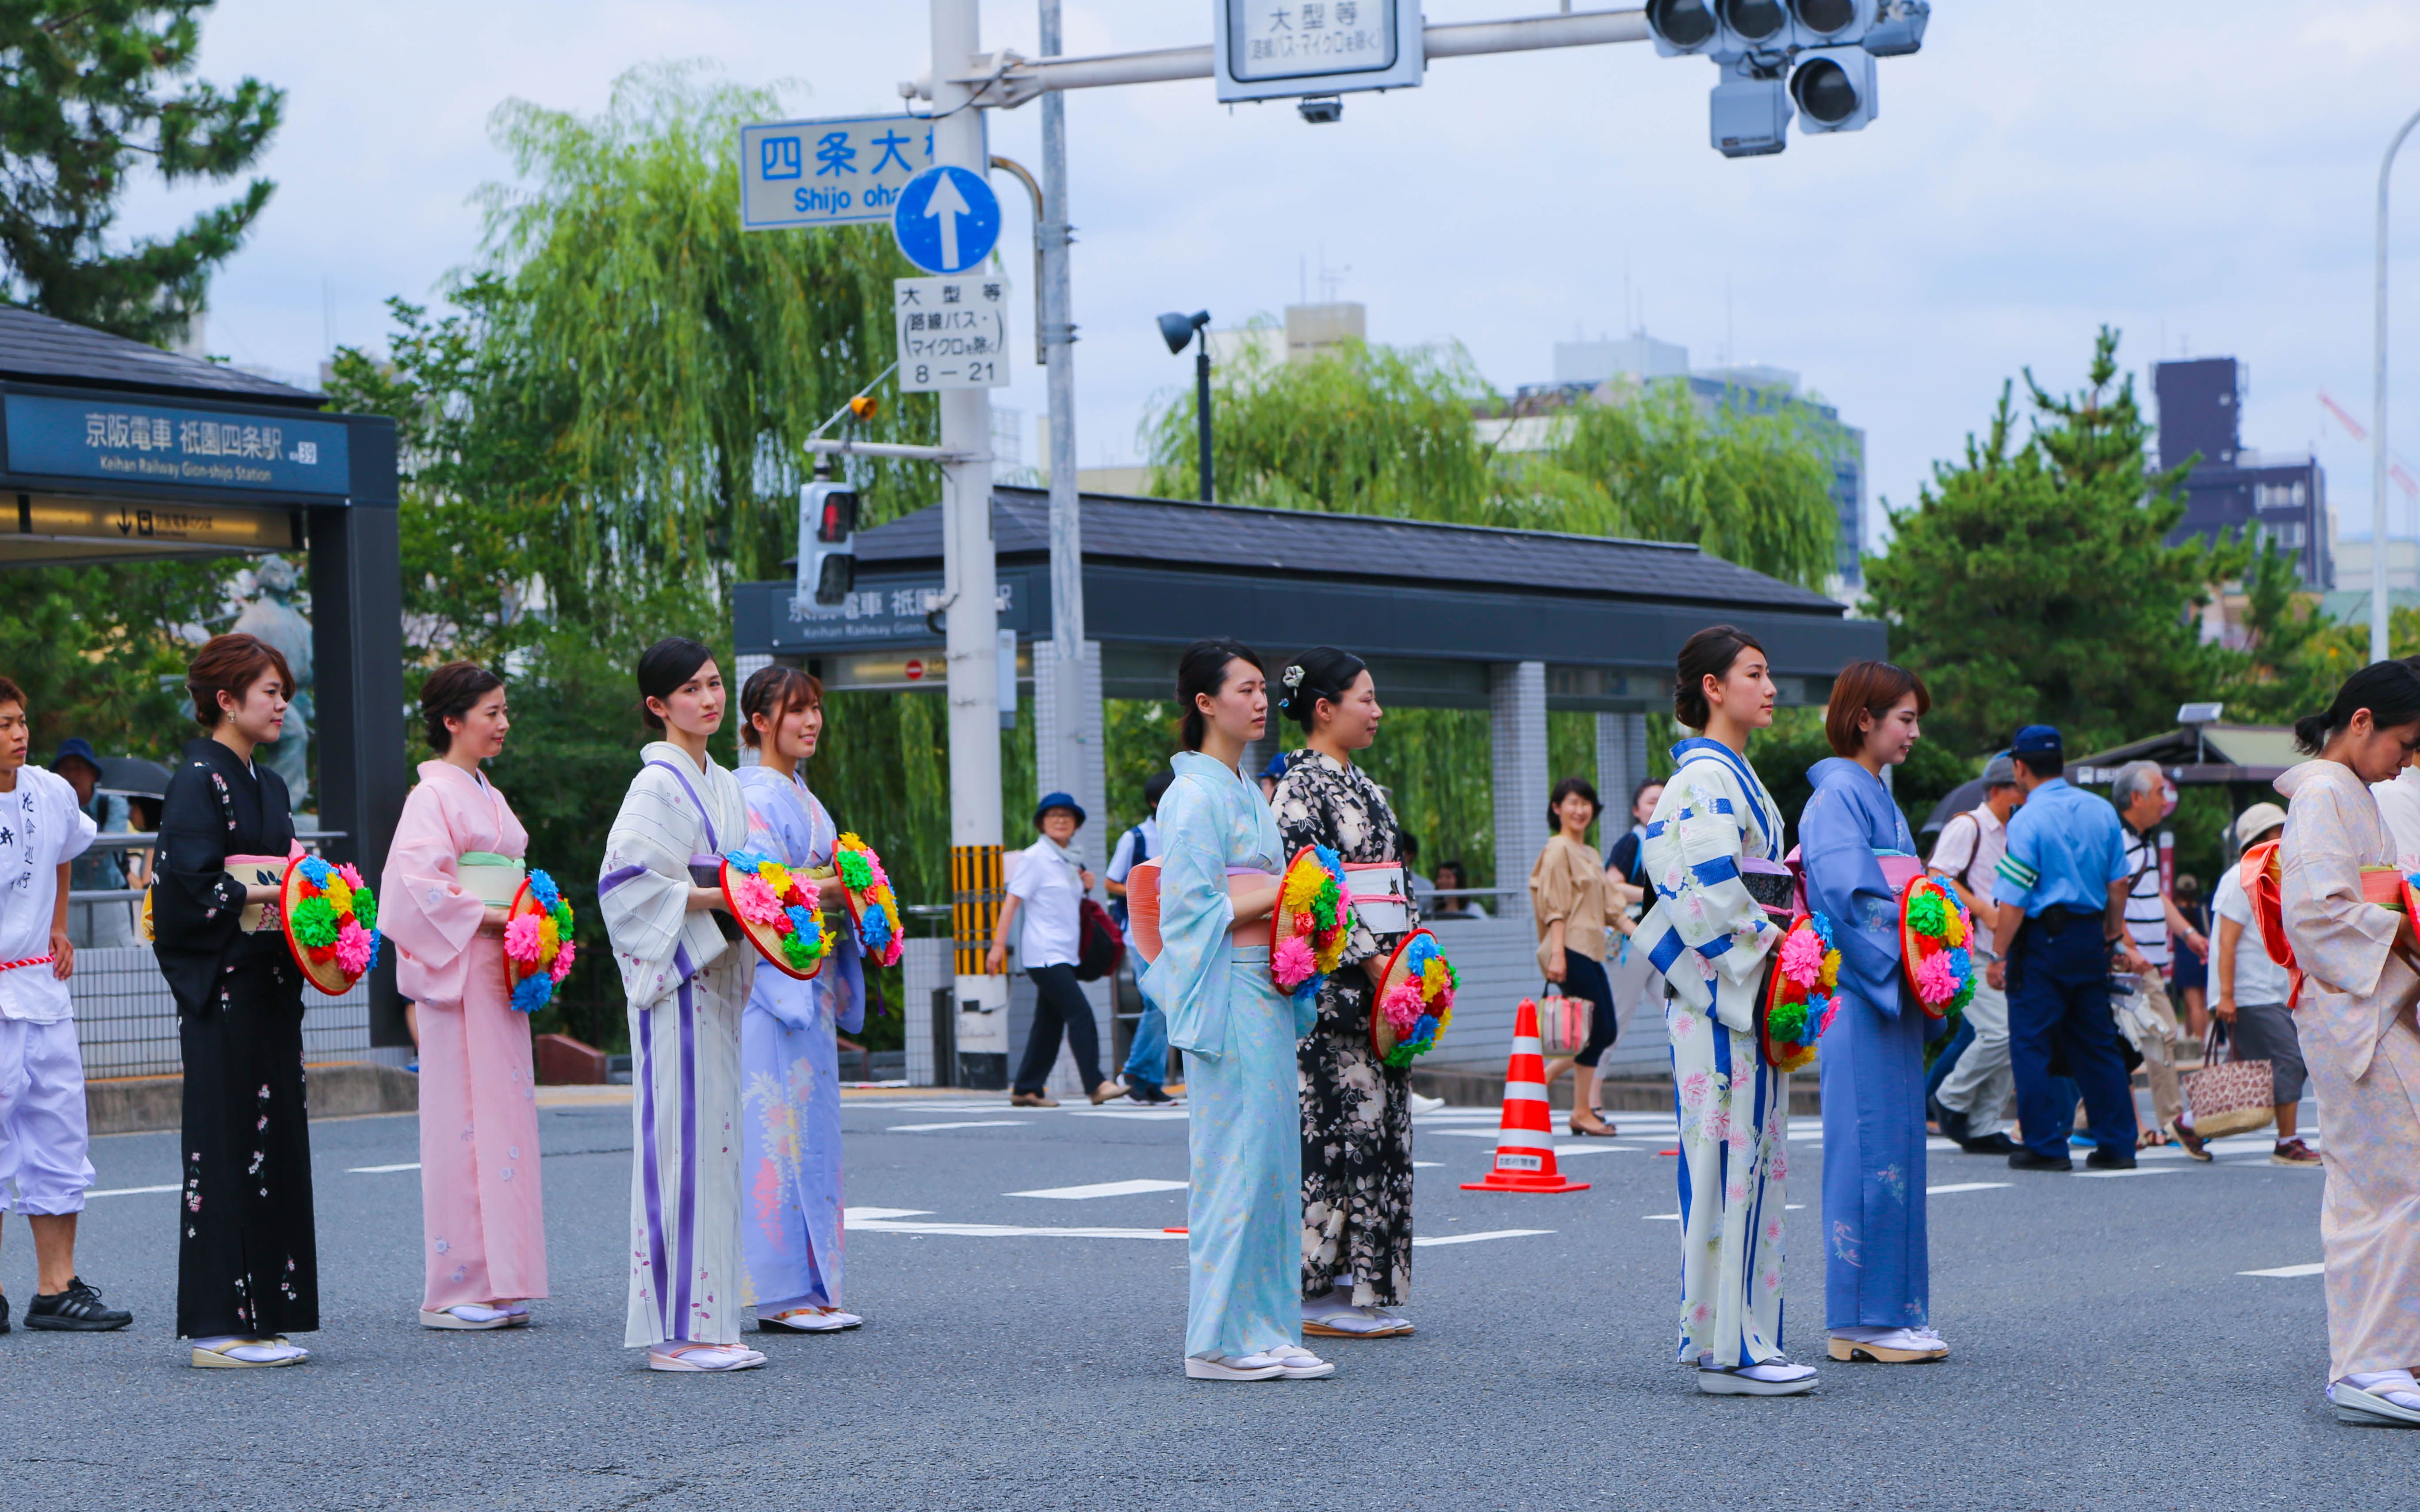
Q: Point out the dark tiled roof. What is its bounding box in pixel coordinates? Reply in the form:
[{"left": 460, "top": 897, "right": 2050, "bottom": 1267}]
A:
[
  {"left": 0, "top": 306, "right": 323, "bottom": 405},
  {"left": 864, "top": 486, "right": 1846, "bottom": 615}
]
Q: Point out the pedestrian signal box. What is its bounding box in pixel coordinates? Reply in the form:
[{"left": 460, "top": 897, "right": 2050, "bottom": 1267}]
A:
[{"left": 797, "top": 480, "right": 860, "bottom": 609}]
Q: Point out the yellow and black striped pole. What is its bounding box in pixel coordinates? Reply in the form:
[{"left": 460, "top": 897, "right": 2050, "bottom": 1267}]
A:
[{"left": 951, "top": 842, "right": 1005, "bottom": 976}]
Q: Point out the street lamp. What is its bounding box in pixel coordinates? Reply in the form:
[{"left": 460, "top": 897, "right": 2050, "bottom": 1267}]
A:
[
  {"left": 2373, "top": 106, "right": 2420, "bottom": 663},
  {"left": 1158, "top": 309, "right": 1213, "bottom": 502}
]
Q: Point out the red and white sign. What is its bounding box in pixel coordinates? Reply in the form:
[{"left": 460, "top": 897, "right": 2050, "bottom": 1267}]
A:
[{"left": 904, "top": 658, "right": 925, "bottom": 681}]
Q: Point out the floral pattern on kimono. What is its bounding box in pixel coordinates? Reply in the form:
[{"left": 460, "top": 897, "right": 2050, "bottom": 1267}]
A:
[{"left": 1273, "top": 748, "right": 1418, "bottom": 1307}]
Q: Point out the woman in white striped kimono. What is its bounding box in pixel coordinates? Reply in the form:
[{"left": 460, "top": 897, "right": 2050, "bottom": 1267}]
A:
[
  {"left": 1630, "top": 626, "right": 1813, "bottom": 1397},
  {"left": 597, "top": 638, "right": 762, "bottom": 1373}
]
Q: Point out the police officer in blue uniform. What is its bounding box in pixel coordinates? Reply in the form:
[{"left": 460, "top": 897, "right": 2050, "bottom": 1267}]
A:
[{"left": 1990, "top": 726, "right": 2145, "bottom": 1171}]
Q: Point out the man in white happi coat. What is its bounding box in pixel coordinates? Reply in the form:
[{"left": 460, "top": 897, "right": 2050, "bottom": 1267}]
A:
[{"left": 0, "top": 677, "right": 131, "bottom": 1332}]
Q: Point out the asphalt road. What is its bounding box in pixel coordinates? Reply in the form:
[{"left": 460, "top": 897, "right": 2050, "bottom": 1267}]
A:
[{"left": 4, "top": 1088, "right": 2398, "bottom": 1511}]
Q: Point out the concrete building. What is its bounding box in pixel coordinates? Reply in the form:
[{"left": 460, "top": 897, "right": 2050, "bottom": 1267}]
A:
[
  {"left": 2155, "top": 356, "right": 2332, "bottom": 589},
  {"left": 1206, "top": 301, "right": 1367, "bottom": 370}
]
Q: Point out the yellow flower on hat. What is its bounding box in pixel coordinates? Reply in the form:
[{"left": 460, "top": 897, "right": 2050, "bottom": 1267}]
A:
[
  {"left": 324, "top": 877, "right": 354, "bottom": 914},
  {"left": 759, "top": 860, "right": 794, "bottom": 897}
]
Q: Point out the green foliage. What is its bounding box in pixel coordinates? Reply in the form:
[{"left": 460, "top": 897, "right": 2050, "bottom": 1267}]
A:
[
  {"left": 1357, "top": 708, "right": 1497, "bottom": 888},
  {"left": 1141, "top": 338, "right": 1839, "bottom": 589},
  {"left": 0, "top": 559, "right": 233, "bottom": 759},
  {"left": 1863, "top": 327, "right": 2248, "bottom": 758},
  {"left": 2224, "top": 540, "right": 2374, "bottom": 725},
  {"left": 475, "top": 62, "right": 928, "bottom": 596},
  {"left": 0, "top": 0, "right": 281, "bottom": 344}
]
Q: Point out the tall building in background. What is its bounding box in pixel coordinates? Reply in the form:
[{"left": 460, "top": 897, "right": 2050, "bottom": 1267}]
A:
[
  {"left": 1497, "top": 333, "right": 1869, "bottom": 588},
  {"left": 2155, "top": 356, "right": 2331, "bottom": 589}
]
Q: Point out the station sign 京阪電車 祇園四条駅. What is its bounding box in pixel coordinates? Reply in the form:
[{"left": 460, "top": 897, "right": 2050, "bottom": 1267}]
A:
[{"left": 4, "top": 393, "right": 351, "bottom": 498}]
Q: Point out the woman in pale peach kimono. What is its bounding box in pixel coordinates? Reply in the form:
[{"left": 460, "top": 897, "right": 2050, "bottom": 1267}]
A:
[
  {"left": 380, "top": 663, "right": 548, "bottom": 1331},
  {"left": 2275, "top": 659, "right": 2420, "bottom": 1428}
]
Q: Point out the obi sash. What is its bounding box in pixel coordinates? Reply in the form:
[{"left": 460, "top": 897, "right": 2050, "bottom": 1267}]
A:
[
  {"left": 1125, "top": 861, "right": 1271, "bottom": 967},
  {"left": 1344, "top": 861, "right": 1410, "bottom": 935},
  {"left": 224, "top": 853, "right": 288, "bottom": 934},
  {"left": 457, "top": 850, "right": 525, "bottom": 907}
]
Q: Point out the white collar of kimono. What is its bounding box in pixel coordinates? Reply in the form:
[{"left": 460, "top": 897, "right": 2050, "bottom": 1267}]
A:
[
  {"left": 642, "top": 739, "right": 717, "bottom": 776},
  {"left": 1667, "top": 737, "right": 1783, "bottom": 861}
]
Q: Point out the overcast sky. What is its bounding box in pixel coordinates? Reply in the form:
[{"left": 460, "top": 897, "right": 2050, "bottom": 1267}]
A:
[{"left": 122, "top": 1, "right": 2420, "bottom": 557}]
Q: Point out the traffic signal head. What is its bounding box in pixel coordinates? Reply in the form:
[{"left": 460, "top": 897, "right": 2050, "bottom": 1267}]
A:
[
  {"left": 1789, "top": 46, "right": 1877, "bottom": 134},
  {"left": 1788, "top": 0, "right": 1867, "bottom": 46},
  {"left": 1645, "top": 0, "right": 1719, "bottom": 55},
  {"left": 1862, "top": 0, "right": 1929, "bottom": 56},
  {"left": 797, "top": 480, "right": 860, "bottom": 609},
  {"left": 1716, "top": 0, "right": 1789, "bottom": 50},
  {"left": 1710, "top": 73, "right": 1791, "bottom": 158}
]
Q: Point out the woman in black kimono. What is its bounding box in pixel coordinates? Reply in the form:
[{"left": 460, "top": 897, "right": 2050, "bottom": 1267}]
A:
[
  {"left": 151, "top": 632, "right": 319, "bottom": 1367},
  {"left": 1269, "top": 647, "right": 1419, "bottom": 1340}
]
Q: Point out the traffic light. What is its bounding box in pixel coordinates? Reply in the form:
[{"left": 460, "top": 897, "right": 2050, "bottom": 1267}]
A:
[
  {"left": 1789, "top": 46, "right": 1877, "bottom": 134},
  {"left": 1652, "top": 0, "right": 1926, "bottom": 155},
  {"left": 796, "top": 475, "right": 860, "bottom": 609}
]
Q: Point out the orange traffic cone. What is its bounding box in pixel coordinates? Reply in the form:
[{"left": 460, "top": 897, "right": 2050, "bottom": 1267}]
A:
[{"left": 1461, "top": 997, "right": 1590, "bottom": 1194}]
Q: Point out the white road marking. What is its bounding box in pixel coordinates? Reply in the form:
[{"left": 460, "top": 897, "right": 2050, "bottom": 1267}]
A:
[
  {"left": 85, "top": 1184, "right": 180, "bottom": 1198},
  {"left": 1430, "top": 1129, "right": 1508, "bottom": 1139},
  {"left": 887, "top": 1120, "right": 1029, "bottom": 1132},
  {"left": 1926, "top": 1182, "right": 2011, "bottom": 1195},
  {"left": 1008, "top": 1178, "right": 1188, "bottom": 1201},
  {"left": 1412, "top": 1229, "right": 1553, "bottom": 1247},
  {"left": 844, "top": 1207, "right": 933, "bottom": 1222},
  {"left": 1786, "top": 1203, "right": 1805, "bottom": 1210},
  {"left": 1644, "top": 1213, "right": 1681, "bottom": 1221},
  {"left": 850, "top": 1220, "right": 1182, "bottom": 1240},
  {"left": 348, "top": 1162, "right": 421, "bottom": 1174},
  {"left": 1413, "top": 1161, "right": 1444, "bottom": 1168},
  {"left": 1072, "top": 1110, "right": 1189, "bottom": 1122},
  {"left": 2075, "top": 1167, "right": 2180, "bottom": 1179},
  {"left": 2239, "top": 1263, "right": 2325, "bottom": 1278}
]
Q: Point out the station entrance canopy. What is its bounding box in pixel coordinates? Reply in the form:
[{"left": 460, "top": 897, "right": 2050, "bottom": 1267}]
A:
[
  {"left": 0, "top": 307, "right": 407, "bottom": 1045},
  {"left": 734, "top": 486, "right": 1884, "bottom": 710}
]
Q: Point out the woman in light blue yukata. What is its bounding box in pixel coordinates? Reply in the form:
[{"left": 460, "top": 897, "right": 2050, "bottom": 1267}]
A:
[
  {"left": 1140, "top": 638, "right": 1335, "bottom": 1382},
  {"left": 732, "top": 665, "right": 865, "bottom": 1336},
  {"left": 1798, "top": 659, "right": 1950, "bottom": 1366}
]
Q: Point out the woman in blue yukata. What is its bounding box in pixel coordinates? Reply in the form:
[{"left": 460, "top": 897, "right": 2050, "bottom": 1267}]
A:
[
  {"left": 1140, "top": 638, "right": 1335, "bottom": 1382},
  {"left": 732, "top": 665, "right": 865, "bottom": 1336},
  {"left": 1632, "top": 625, "right": 1813, "bottom": 1397},
  {"left": 1799, "top": 659, "right": 1950, "bottom": 1365}
]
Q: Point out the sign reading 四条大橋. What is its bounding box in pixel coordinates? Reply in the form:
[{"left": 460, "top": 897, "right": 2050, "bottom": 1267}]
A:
[
  {"left": 739, "top": 112, "right": 973, "bottom": 231},
  {"left": 3, "top": 393, "right": 351, "bottom": 498}
]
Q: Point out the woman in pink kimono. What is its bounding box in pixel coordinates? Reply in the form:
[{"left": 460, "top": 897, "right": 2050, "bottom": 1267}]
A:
[
  {"left": 2275, "top": 659, "right": 2420, "bottom": 1428},
  {"left": 380, "top": 663, "right": 548, "bottom": 1330}
]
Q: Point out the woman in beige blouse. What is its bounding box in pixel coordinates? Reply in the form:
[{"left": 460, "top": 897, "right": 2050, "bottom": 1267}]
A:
[{"left": 1530, "top": 777, "right": 1624, "bottom": 1137}]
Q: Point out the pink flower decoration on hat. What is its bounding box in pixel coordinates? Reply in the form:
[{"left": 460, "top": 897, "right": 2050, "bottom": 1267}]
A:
[
  {"left": 1914, "top": 951, "right": 1958, "bottom": 1006},
  {"left": 337, "top": 863, "right": 365, "bottom": 891},
  {"left": 1779, "top": 926, "right": 1826, "bottom": 989},
  {"left": 1271, "top": 935, "right": 1317, "bottom": 991},
  {"left": 550, "top": 939, "right": 577, "bottom": 981},
  {"left": 334, "top": 921, "right": 373, "bottom": 976},
  {"left": 731, "top": 875, "right": 785, "bottom": 926},
  {"left": 1382, "top": 980, "right": 1424, "bottom": 1035},
  {"left": 504, "top": 912, "right": 544, "bottom": 963}
]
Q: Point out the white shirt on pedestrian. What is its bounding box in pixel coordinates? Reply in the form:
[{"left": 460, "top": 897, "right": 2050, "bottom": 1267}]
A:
[
  {"left": 0, "top": 766, "right": 97, "bottom": 1023},
  {"left": 2373, "top": 766, "right": 2420, "bottom": 868},
  {"left": 1105, "top": 816, "right": 1160, "bottom": 949},
  {"left": 2121, "top": 824, "right": 2171, "bottom": 968},
  {"left": 1007, "top": 835, "right": 1086, "bottom": 969},
  {"left": 1929, "top": 804, "right": 2008, "bottom": 956},
  {"left": 2210, "top": 864, "right": 2293, "bottom": 1007}
]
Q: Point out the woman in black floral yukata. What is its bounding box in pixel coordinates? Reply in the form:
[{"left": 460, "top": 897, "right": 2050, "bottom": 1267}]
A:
[{"left": 1269, "top": 646, "right": 1419, "bottom": 1340}]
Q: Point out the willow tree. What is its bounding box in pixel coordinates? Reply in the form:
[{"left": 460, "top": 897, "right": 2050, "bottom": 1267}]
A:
[{"left": 476, "top": 62, "right": 930, "bottom": 599}]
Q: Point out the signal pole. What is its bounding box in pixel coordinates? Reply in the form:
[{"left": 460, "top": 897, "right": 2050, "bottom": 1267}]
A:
[{"left": 933, "top": 0, "right": 1011, "bottom": 1049}]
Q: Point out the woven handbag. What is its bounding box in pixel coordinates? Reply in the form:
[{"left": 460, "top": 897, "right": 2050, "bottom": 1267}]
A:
[{"left": 2180, "top": 1023, "right": 2275, "bottom": 1139}]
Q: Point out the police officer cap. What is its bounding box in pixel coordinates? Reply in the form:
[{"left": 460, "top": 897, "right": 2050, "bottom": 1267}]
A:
[{"left": 2011, "top": 725, "right": 2062, "bottom": 754}]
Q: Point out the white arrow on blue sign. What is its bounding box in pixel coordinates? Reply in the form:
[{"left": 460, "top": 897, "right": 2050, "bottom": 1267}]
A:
[{"left": 892, "top": 165, "right": 1002, "bottom": 277}]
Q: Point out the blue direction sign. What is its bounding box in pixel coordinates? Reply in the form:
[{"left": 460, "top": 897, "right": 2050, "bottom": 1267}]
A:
[
  {"left": 741, "top": 113, "right": 972, "bottom": 230},
  {"left": 891, "top": 166, "right": 1002, "bottom": 276}
]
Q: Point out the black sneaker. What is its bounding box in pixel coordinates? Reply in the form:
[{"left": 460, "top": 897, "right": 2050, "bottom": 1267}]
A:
[
  {"left": 24, "top": 1277, "right": 133, "bottom": 1332},
  {"left": 2008, "top": 1149, "right": 2075, "bottom": 1172},
  {"left": 2085, "top": 1149, "right": 2137, "bottom": 1172},
  {"left": 1928, "top": 1095, "right": 1969, "bottom": 1144},
  {"left": 1960, "top": 1132, "right": 2022, "bottom": 1156},
  {"left": 1126, "top": 1081, "right": 1174, "bottom": 1105},
  {"left": 0, "top": 1290, "right": 11, "bottom": 1334}
]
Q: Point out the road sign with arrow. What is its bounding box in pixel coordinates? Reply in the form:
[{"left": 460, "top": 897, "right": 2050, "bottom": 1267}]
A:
[{"left": 892, "top": 165, "right": 1001, "bottom": 276}]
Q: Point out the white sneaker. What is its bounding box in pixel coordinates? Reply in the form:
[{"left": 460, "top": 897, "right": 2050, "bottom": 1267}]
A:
[
  {"left": 1266, "top": 1344, "right": 1337, "bottom": 1379},
  {"left": 1409, "top": 1092, "right": 1447, "bottom": 1114},
  {"left": 1184, "top": 1353, "right": 1286, "bottom": 1381}
]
